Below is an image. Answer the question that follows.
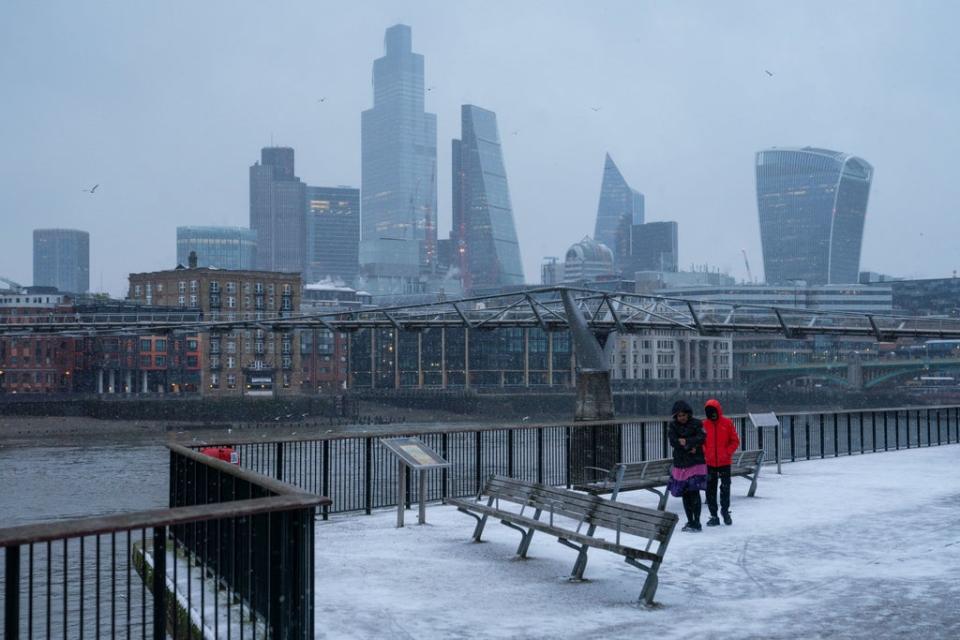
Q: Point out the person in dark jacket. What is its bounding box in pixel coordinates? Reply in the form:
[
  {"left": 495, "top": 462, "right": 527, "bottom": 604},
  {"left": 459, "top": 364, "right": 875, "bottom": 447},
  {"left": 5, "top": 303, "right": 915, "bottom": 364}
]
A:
[
  {"left": 702, "top": 398, "right": 741, "bottom": 526},
  {"left": 667, "top": 400, "right": 707, "bottom": 532}
]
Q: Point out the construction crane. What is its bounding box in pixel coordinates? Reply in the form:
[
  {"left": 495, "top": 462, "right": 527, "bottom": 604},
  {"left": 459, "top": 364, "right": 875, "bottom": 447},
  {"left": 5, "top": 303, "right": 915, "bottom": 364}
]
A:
[{"left": 741, "top": 249, "right": 755, "bottom": 284}]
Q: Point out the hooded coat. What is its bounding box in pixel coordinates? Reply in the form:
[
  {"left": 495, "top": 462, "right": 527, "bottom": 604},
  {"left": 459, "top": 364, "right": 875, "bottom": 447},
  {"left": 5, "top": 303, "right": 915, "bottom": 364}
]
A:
[
  {"left": 702, "top": 398, "right": 740, "bottom": 467},
  {"left": 668, "top": 400, "right": 706, "bottom": 468}
]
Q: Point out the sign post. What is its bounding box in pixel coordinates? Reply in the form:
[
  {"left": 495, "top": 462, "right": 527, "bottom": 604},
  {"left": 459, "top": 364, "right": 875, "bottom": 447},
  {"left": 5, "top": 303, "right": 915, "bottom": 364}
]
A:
[
  {"left": 748, "top": 412, "right": 782, "bottom": 474},
  {"left": 381, "top": 437, "right": 451, "bottom": 527}
]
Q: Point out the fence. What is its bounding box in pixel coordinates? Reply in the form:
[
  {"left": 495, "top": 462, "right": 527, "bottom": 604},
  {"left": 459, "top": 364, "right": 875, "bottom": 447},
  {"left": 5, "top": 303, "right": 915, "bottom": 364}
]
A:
[
  {"left": 0, "top": 444, "right": 328, "bottom": 639},
  {"left": 197, "top": 405, "right": 960, "bottom": 517}
]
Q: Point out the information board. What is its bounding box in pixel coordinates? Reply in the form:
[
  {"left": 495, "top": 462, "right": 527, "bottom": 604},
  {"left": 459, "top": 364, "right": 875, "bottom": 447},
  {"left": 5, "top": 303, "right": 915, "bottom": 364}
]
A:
[
  {"left": 381, "top": 437, "right": 450, "bottom": 470},
  {"left": 748, "top": 412, "right": 780, "bottom": 429}
]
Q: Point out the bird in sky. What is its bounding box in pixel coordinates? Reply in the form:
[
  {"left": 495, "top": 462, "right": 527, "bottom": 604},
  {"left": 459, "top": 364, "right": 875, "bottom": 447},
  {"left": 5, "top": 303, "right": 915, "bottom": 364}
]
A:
[
  {"left": 317, "top": 97, "right": 326, "bottom": 103},
  {"left": 590, "top": 106, "right": 602, "bottom": 112},
  {"left": 427, "top": 85, "right": 436, "bottom": 92},
  {"left": 764, "top": 70, "right": 774, "bottom": 77},
  {"left": 82, "top": 184, "right": 99, "bottom": 193}
]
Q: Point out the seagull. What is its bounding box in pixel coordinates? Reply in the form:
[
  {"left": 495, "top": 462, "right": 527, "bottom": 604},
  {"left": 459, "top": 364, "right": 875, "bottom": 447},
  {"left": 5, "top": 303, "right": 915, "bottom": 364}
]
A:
[
  {"left": 82, "top": 184, "right": 99, "bottom": 193},
  {"left": 764, "top": 70, "right": 774, "bottom": 77},
  {"left": 427, "top": 86, "right": 436, "bottom": 92},
  {"left": 590, "top": 107, "right": 601, "bottom": 112},
  {"left": 521, "top": 416, "right": 530, "bottom": 422},
  {"left": 317, "top": 97, "right": 326, "bottom": 103}
]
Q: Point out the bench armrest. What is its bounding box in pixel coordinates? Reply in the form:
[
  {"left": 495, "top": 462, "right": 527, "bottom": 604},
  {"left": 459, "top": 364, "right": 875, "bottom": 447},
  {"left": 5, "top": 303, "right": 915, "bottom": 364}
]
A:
[{"left": 582, "top": 466, "right": 613, "bottom": 481}]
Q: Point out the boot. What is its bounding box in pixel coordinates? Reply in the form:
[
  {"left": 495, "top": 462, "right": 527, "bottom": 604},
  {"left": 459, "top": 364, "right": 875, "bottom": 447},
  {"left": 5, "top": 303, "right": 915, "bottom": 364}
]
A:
[
  {"left": 722, "top": 510, "right": 733, "bottom": 526},
  {"left": 706, "top": 515, "right": 720, "bottom": 527}
]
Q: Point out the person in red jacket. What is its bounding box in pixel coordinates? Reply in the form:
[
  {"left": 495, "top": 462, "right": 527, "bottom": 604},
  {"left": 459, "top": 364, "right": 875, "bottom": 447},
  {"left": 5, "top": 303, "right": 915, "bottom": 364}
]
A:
[{"left": 702, "top": 398, "right": 740, "bottom": 526}]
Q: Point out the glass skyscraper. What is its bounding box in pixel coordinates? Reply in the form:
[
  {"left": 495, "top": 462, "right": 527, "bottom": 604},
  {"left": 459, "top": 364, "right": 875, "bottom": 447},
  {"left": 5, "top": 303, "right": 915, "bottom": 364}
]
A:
[
  {"left": 594, "top": 153, "right": 644, "bottom": 269},
  {"left": 452, "top": 105, "right": 524, "bottom": 290},
  {"left": 360, "top": 25, "right": 437, "bottom": 290},
  {"left": 176, "top": 227, "right": 257, "bottom": 270},
  {"left": 756, "top": 147, "right": 873, "bottom": 285},
  {"left": 630, "top": 221, "right": 678, "bottom": 273},
  {"left": 250, "top": 146, "right": 306, "bottom": 273},
  {"left": 33, "top": 228, "right": 89, "bottom": 293},
  {"left": 305, "top": 186, "right": 360, "bottom": 284}
]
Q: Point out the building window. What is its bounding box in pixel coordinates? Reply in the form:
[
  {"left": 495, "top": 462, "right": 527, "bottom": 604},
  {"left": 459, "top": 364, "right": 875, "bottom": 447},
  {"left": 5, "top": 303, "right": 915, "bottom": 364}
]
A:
[
  {"left": 178, "top": 295, "right": 185, "bottom": 306},
  {"left": 282, "top": 284, "right": 292, "bottom": 295},
  {"left": 155, "top": 355, "right": 166, "bottom": 367},
  {"left": 178, "top": 281, "right": 186, "bottom": 293},
  {"left": 226, "top": 282, "right": 237, "bottom": 294},
  {"left": 134, "top": 285, "right": 142, "bottom": 297},
  {"left": 226, "top": 356, "right": 235, "bottom": 369},
  {"left": 226, "top": 374, "right": 236, "bottom": 389},
  {"left": 226, "top": 341, "right": 236, "bottom": 354},
  {"left": 226, "top": 296, "right": 236, "bottom": 308},
  {"left": 210, "top": 281, "right": 220, "bottom": 293},
  {"left": 140, "top": 355, "right": 151, "bottom": 367},
  {"left": 187, "top": 339, "right": 198, "bottom": 351},
  {"left": 140, "top": 339, "right": 151, "bottom": 351},
  {"left": 210, "top": 372, "right": 220, "bottom": 388},
  {"left": 156, "top": 339, "right": 167, "bottom": 352}
]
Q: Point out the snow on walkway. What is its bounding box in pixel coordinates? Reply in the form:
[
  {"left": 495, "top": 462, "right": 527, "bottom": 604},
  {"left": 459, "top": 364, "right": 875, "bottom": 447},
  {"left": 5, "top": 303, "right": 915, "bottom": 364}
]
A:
[{"left": 314, "top": 445, "right": 960, "bottom": 639}]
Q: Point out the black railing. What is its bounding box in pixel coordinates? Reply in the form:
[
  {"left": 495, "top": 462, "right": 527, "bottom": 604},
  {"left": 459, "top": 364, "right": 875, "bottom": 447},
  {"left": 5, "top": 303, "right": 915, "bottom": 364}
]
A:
[
  {"left": 0, "top": 445, "right": 328, "bottom": 639},
  {"left": 196, "top": 405, "right": 960, "bottom": 517}
]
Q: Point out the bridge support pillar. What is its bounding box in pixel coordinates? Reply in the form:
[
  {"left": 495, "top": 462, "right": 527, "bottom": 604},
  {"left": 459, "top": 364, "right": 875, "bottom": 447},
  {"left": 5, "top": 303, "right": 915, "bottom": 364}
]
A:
[
  {"left": 561, "top": 289, "right": 619, "bottom": 485},
  {"left": 848, "top": 362, "right": 864, "bottom": 388}
]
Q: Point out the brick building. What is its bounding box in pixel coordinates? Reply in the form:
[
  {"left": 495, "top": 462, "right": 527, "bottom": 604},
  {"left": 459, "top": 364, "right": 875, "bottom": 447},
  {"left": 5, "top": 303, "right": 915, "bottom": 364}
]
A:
[{"left": 128, "top": 264, "right": 302, "bottom": 397}]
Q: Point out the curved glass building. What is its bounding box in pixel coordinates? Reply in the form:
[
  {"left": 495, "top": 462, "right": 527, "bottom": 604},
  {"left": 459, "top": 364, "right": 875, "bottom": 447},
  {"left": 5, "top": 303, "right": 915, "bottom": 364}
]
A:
[
  {"left": 176, "top": 226, "right": 257, "bottom": 270},
  {"left": 756, "top": 147, "right": 873, "bottom": 285}
]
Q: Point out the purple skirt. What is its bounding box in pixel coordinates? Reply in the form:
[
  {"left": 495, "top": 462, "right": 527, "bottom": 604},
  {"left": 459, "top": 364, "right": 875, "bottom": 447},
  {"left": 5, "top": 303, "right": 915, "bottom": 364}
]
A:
[{"left": 667, "top": 464, "right": 707, "bottom": 497}]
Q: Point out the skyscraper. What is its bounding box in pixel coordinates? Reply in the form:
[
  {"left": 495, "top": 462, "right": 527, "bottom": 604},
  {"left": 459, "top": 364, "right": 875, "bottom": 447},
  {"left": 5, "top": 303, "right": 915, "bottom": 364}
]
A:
[
  {"left": 756, "top": 147, "right": 873, "bottom": 285},
  {"left": 33, "top": 228, "right": 89, "bottom": 293},
  {"left": 593, "top": 153, "right": 644, "bottom": 269},
  {"left": 305, "top": 186, "right": 360, "bottom": 284},
  {"left": 629, "top": 221, "right": 678, "bottom": 273},
  {"left": 452, "top": 105, "right": 524, "bottom": 290},
  {"left": 250, "top": 147, "right": 306, "bottom": 273},
  {"left": 176, "top": 227, "right": 257, "bottom": 270},
  {"left": 360, "top": 24, "right": 437, "bottom": 292}
]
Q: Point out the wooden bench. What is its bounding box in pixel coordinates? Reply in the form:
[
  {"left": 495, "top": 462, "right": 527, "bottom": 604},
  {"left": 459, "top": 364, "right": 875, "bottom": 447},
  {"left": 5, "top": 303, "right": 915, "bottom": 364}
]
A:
[
  {"left": 446, "top": 475, "right": 678, "bottom": 605},
  {"left": 574, "top": 449, "right": 766, "bottom": 507}
]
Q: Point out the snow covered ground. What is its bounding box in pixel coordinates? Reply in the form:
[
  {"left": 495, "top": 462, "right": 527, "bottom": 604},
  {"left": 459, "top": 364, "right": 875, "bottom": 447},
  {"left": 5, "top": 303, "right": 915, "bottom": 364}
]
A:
[{"left": 314, "top": 445, "right": 960, "bottom": 639}]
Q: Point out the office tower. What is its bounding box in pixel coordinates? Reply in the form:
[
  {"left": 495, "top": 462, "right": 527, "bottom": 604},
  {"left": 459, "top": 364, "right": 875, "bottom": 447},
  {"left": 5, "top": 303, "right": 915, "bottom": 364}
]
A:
[
  {"left": 756, "top": 147, "right": 873, "bottom": 285},
  {"left": 305, "top": 186, "right": 360, "bottom": 283},
  {"left": 250, "top": 146, "right": 306, "bottom": 273},
  {"left": 451, "top": 105, "right": 524, "bottom": 290},
  {"left": 360, "top": 24, "right": 438, "bottom": 292},
  {"left": 593, "top": 153, "right": 644, "bottom": 269},
  {"left": 630, "top": 221, "right": 678, "bottom": 273},
  {"left": 33, "top": 228, "right": 90, "bottom": 293},
  {"left": 176, "top": 227, "right": 257, "bottom": 270}
]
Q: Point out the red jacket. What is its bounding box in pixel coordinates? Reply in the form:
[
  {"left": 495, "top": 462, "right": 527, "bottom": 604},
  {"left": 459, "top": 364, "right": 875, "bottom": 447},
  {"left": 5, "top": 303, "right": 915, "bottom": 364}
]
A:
[{"left": 702, "top": 399, "right": 740, "bottom": 467}]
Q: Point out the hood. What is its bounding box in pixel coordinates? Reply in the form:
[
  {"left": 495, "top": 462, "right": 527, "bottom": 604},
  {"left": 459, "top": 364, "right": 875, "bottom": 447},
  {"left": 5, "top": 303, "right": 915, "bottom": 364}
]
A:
[
  {"left": 705, "top": 398, "right": 724, "bottom": 418},
  {"left": 671, "top": 400, "right": 693, "bottom": 416}
]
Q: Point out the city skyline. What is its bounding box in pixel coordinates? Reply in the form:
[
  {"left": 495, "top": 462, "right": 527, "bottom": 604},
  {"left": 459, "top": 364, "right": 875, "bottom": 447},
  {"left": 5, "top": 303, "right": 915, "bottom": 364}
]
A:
[{"left": 2, "top": 2, "right": 959, "bottom": 295}]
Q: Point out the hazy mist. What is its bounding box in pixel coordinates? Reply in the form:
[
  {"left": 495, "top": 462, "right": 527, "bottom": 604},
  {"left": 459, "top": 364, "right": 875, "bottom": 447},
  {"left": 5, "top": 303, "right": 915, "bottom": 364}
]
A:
[{"left": 2, "top": 0, "right": 958, "bottom": 295}]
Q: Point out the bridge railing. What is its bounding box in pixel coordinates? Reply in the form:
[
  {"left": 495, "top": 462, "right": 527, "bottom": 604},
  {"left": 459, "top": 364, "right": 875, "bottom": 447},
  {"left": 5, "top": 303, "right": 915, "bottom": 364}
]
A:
[
  {"left": 0, "top": 444, "right": 328, "bottom": 640},
  {"left": 190, "top": 405, "right": 960, "bottom": 517}
]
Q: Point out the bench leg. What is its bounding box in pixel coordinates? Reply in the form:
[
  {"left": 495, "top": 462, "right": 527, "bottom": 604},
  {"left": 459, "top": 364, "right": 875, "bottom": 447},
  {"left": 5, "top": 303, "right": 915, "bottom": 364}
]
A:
[
  {"left": 471, "top": 513, "right": 489, "bottom": 541},
  {"left": 747, "top": 467, "right": 760, "bottom": 497},
  {"left": 556, "top": 537, "right": 590, "bottom": 581},
  {"left": 626, "top": 557, "right": 660, "bottom": 605},
  {"left": 514, "top": 509, "right": 542, "bottom": 558}
]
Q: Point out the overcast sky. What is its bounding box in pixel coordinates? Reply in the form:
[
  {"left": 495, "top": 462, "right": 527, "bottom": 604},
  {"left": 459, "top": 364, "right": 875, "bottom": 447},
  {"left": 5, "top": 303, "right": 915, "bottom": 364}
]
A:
[{"left": 2, "top": 1, "right": 958, "bottom": 296}]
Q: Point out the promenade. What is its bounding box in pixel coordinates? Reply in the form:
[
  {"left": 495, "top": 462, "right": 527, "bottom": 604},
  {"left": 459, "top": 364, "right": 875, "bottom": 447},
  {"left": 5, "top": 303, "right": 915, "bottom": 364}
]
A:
[{"left": 313, "top": 445, "right": 960, "bottom": 639}]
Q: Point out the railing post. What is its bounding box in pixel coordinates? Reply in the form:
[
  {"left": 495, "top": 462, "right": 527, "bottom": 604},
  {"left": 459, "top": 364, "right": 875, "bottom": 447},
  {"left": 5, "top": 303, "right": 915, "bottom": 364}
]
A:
[
  {"left": 475, "top": 431, "right": 483, "bottom": 493},
  {"left": 152, "top": 527, "right": 167, "bottom": 640},
  {"left": 5, "top": 545, "right": 20, "bottom": 639},
  {"left": 789, "top": 415, "right": 796, "bottom": 462},
  {"left": 640, "top": 421, "right": 648, "bottom": 462},
  {"left": 322, "top": 439, "right": 330, "bottom": 520},
  {"left": 275, "top": 441, "right": 284, "bottom": 482},
  {"left": 365, "top": 438, "right": 373, "bottom": 515},
  {"left": 507, "top": 429, "right": 515, "bottom": 478},
  {"left": 536, "top": 428, "right": 544, "bottom": 485}
]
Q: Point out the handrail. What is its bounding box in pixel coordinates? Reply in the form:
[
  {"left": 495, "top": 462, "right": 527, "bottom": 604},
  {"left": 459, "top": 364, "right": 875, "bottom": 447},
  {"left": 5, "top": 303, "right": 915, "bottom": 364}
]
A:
[
  {"left": 181, "top": 404, "right": 960, "bottom": 447},
  {"left": 166, "top": 441, "right": 312, "bottom": 496},
  {"left": 0, "top": 493, "right": 328, "bottom": 548}
]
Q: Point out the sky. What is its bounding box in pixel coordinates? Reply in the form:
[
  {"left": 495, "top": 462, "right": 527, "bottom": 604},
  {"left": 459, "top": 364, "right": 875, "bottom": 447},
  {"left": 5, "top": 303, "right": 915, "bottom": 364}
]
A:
[{"left": 1, "top": 1, "right": 958, "bottom": 296}]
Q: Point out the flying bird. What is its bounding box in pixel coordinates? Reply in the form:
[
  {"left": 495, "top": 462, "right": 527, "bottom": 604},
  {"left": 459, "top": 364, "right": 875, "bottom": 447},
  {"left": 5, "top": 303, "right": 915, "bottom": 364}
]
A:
[
  {"left": 82, "top": 184, "right": 99, "bottom": 193},
  {"left": 427, "top": 86, "right": 436, "bottom": 92},
  {"left": 590, "top": 106, "right": 602, "bottom": 112},
  {"left": 764, "top": 70, "right": 774, "bottom": 77},
  {"left": 317, "top": 97, "right": 326, "bottom": 103}
]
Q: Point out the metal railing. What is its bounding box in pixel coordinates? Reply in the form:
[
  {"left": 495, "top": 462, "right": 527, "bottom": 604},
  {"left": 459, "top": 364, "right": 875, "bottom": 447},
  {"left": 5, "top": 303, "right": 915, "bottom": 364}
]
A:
[
  {"left": 194, "top": 405, "right": 960, "bottom": 517},
  {"left": 0, "top": 444, "right": 328, "bottom": 639}
]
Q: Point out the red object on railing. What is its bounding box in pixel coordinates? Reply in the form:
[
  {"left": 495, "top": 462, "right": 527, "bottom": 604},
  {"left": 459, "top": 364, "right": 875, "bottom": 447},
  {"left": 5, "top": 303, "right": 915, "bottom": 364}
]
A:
[{"left": 200, "top": 446, "right": 239, "bottom": 465}]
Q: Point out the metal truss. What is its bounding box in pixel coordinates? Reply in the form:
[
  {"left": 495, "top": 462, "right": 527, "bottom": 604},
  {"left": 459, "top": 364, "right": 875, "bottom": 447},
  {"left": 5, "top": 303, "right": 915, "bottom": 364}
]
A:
[{"left": 3, "top": 286, "right": 960, "bottom": 341}]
